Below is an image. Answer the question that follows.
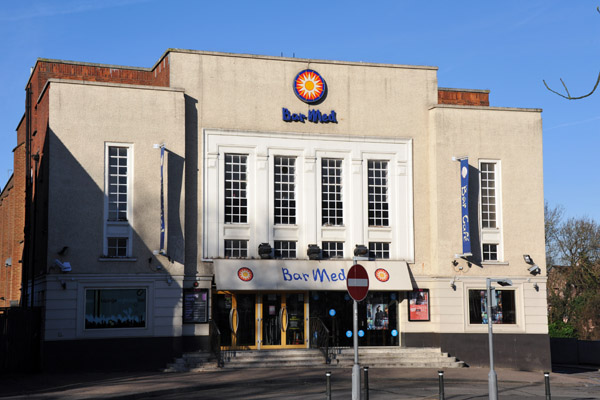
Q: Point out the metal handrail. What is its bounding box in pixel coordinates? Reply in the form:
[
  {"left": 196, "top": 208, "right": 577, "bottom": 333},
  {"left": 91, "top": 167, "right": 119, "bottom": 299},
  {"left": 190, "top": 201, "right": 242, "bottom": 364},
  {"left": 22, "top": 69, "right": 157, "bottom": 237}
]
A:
[
  {"left": 309, "top": 317, "right": 332, "bottom": 364},
  {"left": 209, "top": 320, "right": 224, "bottom": 367}
]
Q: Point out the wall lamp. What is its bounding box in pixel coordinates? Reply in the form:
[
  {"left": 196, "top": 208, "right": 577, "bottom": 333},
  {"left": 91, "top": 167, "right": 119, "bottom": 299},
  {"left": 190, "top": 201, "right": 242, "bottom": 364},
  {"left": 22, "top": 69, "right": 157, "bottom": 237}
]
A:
[
  {"left": 258, "top": 243, "right": 272, "bottom": 259},
  {"left": 354, "top": 245, "right": 369, "bottom": 258},
  {"left": 307, "top": 244, "right": 321, "bottom": 260},
  {"left": 4, "top": 258, "right": 11, "bottom": 267},
  {"left": 523, "top": 254, "right": 533, "bottom": 264}
]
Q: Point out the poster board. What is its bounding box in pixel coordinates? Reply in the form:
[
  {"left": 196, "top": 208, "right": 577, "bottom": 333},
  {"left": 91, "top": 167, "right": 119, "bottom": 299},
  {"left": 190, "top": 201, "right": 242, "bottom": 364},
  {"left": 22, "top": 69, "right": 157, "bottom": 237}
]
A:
[
  {"left": 183, "top": 288, "right": 209, "bottom": 324},
  {"left": 408, "top": 289, "right": 430, "bottom": 322}
]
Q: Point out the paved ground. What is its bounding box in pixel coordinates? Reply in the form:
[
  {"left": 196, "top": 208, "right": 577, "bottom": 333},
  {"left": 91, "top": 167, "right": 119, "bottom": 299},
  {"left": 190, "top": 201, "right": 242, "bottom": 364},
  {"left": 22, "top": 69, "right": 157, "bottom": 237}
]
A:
[{"left": 1, "top": 365, "right": 599, "bottom": 399}]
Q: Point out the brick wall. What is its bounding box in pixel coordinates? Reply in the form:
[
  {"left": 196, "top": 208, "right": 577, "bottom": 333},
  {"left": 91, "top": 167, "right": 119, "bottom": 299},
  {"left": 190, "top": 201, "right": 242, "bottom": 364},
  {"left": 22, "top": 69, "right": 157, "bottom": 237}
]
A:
[{"left": 438, "top": 88, "right": 490, "bottom": 106}]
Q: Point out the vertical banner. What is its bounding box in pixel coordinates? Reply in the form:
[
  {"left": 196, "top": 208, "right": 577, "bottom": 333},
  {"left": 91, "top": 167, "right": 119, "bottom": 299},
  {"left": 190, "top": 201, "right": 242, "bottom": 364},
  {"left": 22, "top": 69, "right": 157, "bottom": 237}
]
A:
[
  {"left": 460, "top": 158, "right": 471, "bottom": 255},
  {"left": 160, "top": 145, "right": 165, "bottom": 253}
]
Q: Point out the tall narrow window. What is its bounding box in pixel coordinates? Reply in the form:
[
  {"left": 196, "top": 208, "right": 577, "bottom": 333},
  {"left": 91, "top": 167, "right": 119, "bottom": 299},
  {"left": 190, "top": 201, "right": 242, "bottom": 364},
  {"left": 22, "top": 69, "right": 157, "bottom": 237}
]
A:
[
  {"left": 274, "top": 156, "right": 296, "bottom": 225},
  {"left": 368, "top": 161, "right": 389, "bottom": 227},
  {"left": 322, "top": 158, "right": 343, "bottom": 226},
  {"left": 225, "top": 154, "right": 248, "bottom": 224},
  {"left": 108, "top": 147, "right": 129, "bottom": 221},
  {"left": 104, "top": 144, "right": 132, "bottom": 258},
  {"left": 480, "top": 162, "right": 497, "bottom": 229}
]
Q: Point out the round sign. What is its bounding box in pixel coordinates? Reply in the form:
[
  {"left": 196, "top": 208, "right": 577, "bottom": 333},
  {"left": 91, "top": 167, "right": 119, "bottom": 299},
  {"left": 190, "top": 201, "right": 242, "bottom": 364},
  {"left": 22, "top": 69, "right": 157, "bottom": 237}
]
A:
[
  {"left": 347, "top": 264, "right": 369, "bottom": 301},
  {"left": 293, "top": 69, "right": 326, "bottom": 103}
]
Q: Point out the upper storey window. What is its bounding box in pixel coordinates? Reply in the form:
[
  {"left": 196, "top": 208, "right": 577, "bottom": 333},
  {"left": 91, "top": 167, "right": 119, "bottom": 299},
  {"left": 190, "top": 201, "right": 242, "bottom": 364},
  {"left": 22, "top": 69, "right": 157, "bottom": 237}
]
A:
[
  {"left": 368, "top": 160, "right": 389, "bottom": 227},
  {"left": 225, "top": 154, "right": 248, "bottom": 224},
  {"left": 104, "top": 144, "right": 133, "bottom": 258},
  {"left": 274, "top": 156, "right": 296, "bottom": 225},
  {"left": 107, "top": 146, "right": 129, "bottom": 221},
  {"left": 480, "top": 162, "right": 497, "bottom": 229},
  {"left": 322, "top": 158, "right": 343, "bottom": 226}
]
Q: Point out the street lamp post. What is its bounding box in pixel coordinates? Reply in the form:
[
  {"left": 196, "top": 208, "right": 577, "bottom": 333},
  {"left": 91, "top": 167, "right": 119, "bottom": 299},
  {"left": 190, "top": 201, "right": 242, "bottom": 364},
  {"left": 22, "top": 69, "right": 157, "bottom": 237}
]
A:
[{"left": 486, "top": 278, "right": 512, "bottom": 400}]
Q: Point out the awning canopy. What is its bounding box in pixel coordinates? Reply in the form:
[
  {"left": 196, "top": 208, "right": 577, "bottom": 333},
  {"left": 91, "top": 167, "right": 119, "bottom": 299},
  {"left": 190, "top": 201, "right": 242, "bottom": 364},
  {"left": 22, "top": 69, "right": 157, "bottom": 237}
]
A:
[{"left": 214, "top": 259, "right": 413, "bottom": 292}]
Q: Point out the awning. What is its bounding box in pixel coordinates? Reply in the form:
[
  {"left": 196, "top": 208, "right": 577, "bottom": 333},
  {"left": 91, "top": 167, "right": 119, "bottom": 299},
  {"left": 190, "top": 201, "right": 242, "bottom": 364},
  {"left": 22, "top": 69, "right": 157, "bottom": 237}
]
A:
[{"left": 214, "top": 259, "right": 413, "bottom": 291}]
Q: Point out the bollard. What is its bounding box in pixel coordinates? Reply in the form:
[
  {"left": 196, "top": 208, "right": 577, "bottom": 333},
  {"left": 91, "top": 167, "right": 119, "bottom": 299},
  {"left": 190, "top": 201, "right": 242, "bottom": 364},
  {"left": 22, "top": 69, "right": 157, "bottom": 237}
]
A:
[
  {"left": 544, "top": 371, "right": 551, "bottom": 400},
  {"left": 438, "top": 370, "right": 445, "bottom": 400},
  {"left": 363, "top": 366, "right": 369, "bottom": 400},
  {"left": 326, "top": 371, "right": 331, "bottom": 400}
]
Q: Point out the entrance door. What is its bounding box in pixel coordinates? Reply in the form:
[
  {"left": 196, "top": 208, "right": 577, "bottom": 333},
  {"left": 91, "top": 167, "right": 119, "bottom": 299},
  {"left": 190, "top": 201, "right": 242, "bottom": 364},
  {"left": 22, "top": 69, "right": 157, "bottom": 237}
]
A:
[
  {"left": 261, "top": 292, "right": 306, "bottom": 348},
  {"left": 214, "top": 292, "right": 307, "bottom": 350},
  {"left": 214, "top": 292, "right": 257, "bottom": 349}
]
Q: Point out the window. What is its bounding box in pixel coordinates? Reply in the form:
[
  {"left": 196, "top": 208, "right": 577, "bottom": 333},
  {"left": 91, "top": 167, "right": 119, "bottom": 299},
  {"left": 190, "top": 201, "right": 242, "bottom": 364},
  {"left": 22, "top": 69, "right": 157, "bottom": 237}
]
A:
[
  {"left": 274, "top": 156, "right": 296, "bottom": 225},
  {"left": 483, "top": 244, "right": 498, "bottom": 262},
  {"left": 479, "top": 161, "right": 503, "bottom": 262},
  {"left": 224, "top": 240, "right": 248, "bottom": 258},
  {"left": 108, "top": 147, "right": 129, "bottom": 221},
  {"left": 225, "top": 154, "right": 248, "bottom": 224},
  {"left": 322, "top": 241, "right": 344, "bottom": 259},
  {"left": 322, "top": 159, "right": 343, "bottom": 226},
  {"left": 369, "top": 242, "right": 390, "bottom": 259},
  {"left": 480, "top": 162, "right": 497, "bottom": 229},
  {"left": 85, "top": 288, "right": 146, "bottom": 329},
  {"left": 468, "top": 289, "right": 515, "bottom": 324},
  {"left": 274, "top": 241, "right": 296, "bottom": 259},
  {"left": 107, "top": 238, "right": 128, "bottom": 258},
  {"left": 104, "top": 144, "right": 133, "bottom": 258},
  {"left": 368, "top": 161, "right": 389, "bottom": 227}
]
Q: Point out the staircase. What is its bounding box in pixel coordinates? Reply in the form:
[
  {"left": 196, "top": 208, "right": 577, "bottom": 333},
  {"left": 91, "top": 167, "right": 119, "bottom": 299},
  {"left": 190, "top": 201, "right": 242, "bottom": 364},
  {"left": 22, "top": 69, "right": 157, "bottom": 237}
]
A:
[{"left": 164, "top": 347, "right": 465, "bottom": 372}]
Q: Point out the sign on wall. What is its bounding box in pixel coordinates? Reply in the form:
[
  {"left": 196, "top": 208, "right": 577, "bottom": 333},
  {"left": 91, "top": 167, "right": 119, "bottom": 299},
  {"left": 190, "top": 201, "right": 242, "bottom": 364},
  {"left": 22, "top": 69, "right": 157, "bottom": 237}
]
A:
[
  {"left": 183, "top": 288, "right": 209, "bottom": 324},
  {"left": 282, "top": 68, "right": 338, "bottom": 124},
  {"left": 408, "top": 289, "right": 430, "bottom": 321},
  {"left": 459, "top": 158, "right": 472, "bottom": 256}
]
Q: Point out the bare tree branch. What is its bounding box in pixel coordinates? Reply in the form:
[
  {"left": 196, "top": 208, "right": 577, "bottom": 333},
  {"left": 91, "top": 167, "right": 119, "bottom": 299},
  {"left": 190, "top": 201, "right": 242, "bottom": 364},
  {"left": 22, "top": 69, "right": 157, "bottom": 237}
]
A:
[
  {"left": 544, "top": 72, "right": 600, "bottom": 100},
  {"left": 543, "top": 6, "right": 600, "bottom": 100}
]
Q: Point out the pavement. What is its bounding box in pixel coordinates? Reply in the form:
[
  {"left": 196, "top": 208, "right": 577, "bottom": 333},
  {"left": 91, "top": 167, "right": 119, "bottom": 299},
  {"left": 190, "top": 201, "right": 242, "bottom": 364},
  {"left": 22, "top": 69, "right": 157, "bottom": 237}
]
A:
[{"left": 1, "top": 365, "right": 599, "bottom": 399}]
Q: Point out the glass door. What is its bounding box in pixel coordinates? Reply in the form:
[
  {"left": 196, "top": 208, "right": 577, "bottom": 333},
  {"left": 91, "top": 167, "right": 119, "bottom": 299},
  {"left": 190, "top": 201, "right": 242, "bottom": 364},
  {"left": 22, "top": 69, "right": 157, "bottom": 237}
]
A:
[
  {"left": 214, "top": 292, "right": 257, "bottom": 349},
  {"left": 260, "top": 292, "right": 307, "bottom": 348}
]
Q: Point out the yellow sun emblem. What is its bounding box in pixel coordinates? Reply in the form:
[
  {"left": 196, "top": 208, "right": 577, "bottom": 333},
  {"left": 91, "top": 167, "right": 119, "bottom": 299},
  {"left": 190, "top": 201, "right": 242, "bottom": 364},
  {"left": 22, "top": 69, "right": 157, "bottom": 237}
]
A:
[{"left": 294, "top": 69, "right": 326, "bottom": 103}]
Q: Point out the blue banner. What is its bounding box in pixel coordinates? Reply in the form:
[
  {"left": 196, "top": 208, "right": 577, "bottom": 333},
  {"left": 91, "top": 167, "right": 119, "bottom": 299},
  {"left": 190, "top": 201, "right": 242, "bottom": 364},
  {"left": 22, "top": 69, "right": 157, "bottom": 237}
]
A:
[
  {"left": 160, "top": 145, "right": 165, "bottom": 253},
  {"left": 460, "top": 158, "right": 471, "bottom": 255}
]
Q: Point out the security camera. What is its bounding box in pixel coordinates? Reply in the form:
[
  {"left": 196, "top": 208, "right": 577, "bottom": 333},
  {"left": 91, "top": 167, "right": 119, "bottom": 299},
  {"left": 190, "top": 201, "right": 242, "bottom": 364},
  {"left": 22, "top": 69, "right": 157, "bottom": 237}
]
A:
[
  {"left": 528, "top": 265, "right": 541, "bottom": 275},
  {"left": 53, "top": 259, "right": 72, "bottom": 273}
]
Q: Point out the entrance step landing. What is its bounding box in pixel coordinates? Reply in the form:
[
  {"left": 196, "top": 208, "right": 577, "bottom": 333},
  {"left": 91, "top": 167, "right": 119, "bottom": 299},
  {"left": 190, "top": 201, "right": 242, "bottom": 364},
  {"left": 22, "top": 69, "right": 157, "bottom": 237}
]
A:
[{"left": 164, "top": 347, "right": 465, "bottom": 372}]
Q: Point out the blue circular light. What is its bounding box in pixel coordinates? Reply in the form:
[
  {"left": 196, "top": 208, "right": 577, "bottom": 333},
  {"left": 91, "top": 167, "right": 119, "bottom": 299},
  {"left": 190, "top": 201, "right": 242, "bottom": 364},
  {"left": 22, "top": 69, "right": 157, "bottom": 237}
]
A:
[
  {"left": 344, "top": 294, "right": 350, "bottom": 301},
  {"left": 391, "top": 293, "right": 397, "bottom": 300},
  {"left": 329, "top": 309, "right": 336, "bottom": 317},
  {"left": 391, "top": 329, "right": 398, "bottom": 337},
  {"left": 358, "top": 330, "right": 365, "bottom": 337},
  {"left": 313, "top": 293, "right": 319, "bottom": 300},
  {"left": 346, "top": 330, "right": 353, "bottom": 338}
]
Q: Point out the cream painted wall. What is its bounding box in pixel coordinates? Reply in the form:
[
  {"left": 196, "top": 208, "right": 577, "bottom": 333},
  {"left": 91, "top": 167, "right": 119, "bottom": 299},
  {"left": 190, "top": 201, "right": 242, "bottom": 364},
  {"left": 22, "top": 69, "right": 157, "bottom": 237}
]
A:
[
  {"left": 428, "top": 105, "right": 545, "bottom": 278},
  {"left": 47, "top": 80, "right": 186, "bottom": 276},
  {"left": 168, "top": 50, "right": 439, "bottom": 275}
]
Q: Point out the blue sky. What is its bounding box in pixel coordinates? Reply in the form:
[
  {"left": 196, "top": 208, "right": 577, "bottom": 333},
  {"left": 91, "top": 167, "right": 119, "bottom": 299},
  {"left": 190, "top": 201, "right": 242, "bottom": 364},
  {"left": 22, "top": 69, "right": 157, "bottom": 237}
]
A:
[{"left": 0, "top": 0, "right": 598, "bottom": 221}]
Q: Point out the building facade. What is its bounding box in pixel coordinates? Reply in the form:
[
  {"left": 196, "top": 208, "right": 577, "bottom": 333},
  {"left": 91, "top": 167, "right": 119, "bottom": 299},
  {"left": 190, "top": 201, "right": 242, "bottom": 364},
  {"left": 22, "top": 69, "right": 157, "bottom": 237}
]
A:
[{"left": 1, "top": 49, "right": 550, "bottom": 370}]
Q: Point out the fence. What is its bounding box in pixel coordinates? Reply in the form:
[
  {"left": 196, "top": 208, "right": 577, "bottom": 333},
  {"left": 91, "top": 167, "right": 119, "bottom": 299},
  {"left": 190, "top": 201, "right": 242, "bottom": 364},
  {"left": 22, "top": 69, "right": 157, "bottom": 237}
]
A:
[
  {"left": 0, "top": 307, "right": 42, "bottom": 372},
  {"left": 550, "top": 337, "right": 600, "bottom": 366}
]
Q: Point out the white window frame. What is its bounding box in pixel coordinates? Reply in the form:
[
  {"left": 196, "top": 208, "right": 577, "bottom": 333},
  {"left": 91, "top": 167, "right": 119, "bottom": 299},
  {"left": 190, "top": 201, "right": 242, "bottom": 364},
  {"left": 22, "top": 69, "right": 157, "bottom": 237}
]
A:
[
  {"left": 479, "top": 160, "right": 503, "bottom": 263},
  {"left": 103, "top": 143, "right": 133, "bottom": 258},
  {"left": 203, "top": 130, "right": 413, "bottom": 262},
  {"left": 463, "top": 281, "right": 525, "bottom": 333}
]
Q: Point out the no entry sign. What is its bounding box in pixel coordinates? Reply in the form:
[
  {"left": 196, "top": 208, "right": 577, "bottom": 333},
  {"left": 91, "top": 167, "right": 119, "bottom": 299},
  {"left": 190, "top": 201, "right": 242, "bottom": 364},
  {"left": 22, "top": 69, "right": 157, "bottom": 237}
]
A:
[{"left": 347, "top": 264, "right": 369, "bottom": 301}]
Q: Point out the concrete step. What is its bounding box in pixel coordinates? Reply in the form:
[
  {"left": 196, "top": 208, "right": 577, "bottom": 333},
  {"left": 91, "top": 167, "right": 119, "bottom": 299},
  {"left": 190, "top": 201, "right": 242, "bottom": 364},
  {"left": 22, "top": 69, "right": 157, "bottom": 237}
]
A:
[{"left": 164, "top": 347, "right": 465, "bottom": 372}]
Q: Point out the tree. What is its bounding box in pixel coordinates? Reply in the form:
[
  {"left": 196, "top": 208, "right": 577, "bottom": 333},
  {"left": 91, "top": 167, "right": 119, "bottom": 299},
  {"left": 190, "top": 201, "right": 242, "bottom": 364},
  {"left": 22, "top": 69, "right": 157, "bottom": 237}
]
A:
[
  {"left": 545, "top": 204, "right": 600, "bottom": 339},
  {"left": 543, "top": 6, "right": 600, "bottom": 100}
]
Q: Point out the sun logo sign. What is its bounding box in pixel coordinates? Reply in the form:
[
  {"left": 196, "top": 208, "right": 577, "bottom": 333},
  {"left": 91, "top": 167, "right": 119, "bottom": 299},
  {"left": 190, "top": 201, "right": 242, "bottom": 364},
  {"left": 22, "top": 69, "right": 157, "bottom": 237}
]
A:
[{"left": 293, "top": 69, "right": 326, "bottom": 103}]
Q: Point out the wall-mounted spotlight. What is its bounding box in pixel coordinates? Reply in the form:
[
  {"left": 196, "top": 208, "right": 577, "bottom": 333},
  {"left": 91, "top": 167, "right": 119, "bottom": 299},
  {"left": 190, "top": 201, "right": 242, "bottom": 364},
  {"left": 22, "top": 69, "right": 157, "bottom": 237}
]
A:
[
  {"left": 528, "top": 265, "right": 541, "bottom": 275},
  {"left": 307, "top": 244, "right": 321, "bottom": 260},
  {"left": 5, "top": 257, "right": 11, "bottom": 267},
  {"left": 258, "top": 243, "right": 273, "bottom": 259},
  {"left": 523, "top": 254, "right": 533, "bottom": 264},
  {"left": 57, "top": 246, "right": 69, "bottom": 256},
  {"left": 53, "top": 259, "right": 72, "bottom": 273},
  {"left": 450, "top": 279, "right": 456, "bottom": 291},
  {"left": 354, "top": 244, "right": 369, "bottom": 258},
  {"left": 533, "top": 283, "right": 540, "bottom": 291}
]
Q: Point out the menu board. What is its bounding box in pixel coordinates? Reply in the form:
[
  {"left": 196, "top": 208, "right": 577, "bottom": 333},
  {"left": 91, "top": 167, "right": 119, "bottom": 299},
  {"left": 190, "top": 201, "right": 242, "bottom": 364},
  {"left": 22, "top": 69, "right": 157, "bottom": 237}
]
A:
[
  {"left": 183, "top": 289, "right": 208, "bottom": 324},
  {"left": 408, "top": 289, "right": 430, "bottom": 321}
]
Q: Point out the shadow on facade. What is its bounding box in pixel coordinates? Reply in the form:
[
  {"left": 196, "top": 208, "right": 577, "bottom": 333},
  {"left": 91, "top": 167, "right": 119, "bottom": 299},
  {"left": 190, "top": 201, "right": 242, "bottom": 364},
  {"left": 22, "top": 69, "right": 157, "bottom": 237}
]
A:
[{"left": 34, "top": 130, "right": 188, "bottom": 372}]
